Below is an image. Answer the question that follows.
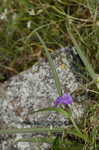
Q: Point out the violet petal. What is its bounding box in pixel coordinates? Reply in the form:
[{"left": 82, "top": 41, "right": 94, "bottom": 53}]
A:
[{"left": 54, "top": 93, "right": 73, "bottom": 107}]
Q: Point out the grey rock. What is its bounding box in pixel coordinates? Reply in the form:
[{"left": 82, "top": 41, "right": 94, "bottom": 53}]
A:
[{"left": 0, "top": 47, "right": 86, "bottom": 150}]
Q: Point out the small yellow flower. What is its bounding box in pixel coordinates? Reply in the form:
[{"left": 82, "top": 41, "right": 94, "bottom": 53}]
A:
[{"left": 60, "top": 64, "right": 67, "bottom": 70}]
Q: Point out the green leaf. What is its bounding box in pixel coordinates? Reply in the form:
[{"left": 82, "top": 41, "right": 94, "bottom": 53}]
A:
[
  {"left": 0, "top": 127, "right": 64, "bottom": 134},
  {"left": 66, "top": 24, "right": 97, "bottom": 81},
  {"left": 36, "top": 32, "right": 62, "bottom": 96},
  {"left": 33, "top": 107, "right": 72, "bottom": 118},
  {"left": 65, "top": 128, "right": 90, "bottom": 143},
  {"left": 52, "top": 136, "right": 84, "bottom": 150}
]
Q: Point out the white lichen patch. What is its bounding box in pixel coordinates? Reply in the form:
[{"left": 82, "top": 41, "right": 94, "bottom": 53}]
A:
[{"left": 69, "top": 102, "right": 85, "bottom": 121}]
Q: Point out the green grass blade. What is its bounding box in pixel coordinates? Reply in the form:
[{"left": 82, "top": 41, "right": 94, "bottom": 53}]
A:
[
  {"left": 0, "top": 127, "right": 64, "bottom": 134},
  {"left": 36, "top": 32, "right": 62, "bottom": 96},
  {"left": 26, "top": 23, "right": 51, "bottom": 42},
  {"left": 33, "top": 107, "right": 71, "bottom": 118},
  {"left": 66, "top": 25, "right": 97, "bottom": 81},
  {"left": 65, "top": 129, "right": 90, "bottom": 143}
]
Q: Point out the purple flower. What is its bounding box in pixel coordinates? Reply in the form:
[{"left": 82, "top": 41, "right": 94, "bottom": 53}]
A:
[{"left": 54, "top": 93, "right": 73, "bottom": 107}]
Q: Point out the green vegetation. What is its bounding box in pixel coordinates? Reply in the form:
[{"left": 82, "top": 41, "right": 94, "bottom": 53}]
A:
[
  {"left": 0, "top": 0, "right": 99, "bottom": 149},
  {"left": 0, "top": 0, "right": 98, "bottom": 81}
]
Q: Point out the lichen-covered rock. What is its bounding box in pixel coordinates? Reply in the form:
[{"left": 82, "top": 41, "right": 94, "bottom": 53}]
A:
[{"left": 0, "top": 47, "right": 86, "bottom": 150}]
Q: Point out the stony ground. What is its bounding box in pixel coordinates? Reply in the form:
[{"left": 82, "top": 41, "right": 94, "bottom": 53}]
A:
[{"left": 0, "top": 47, "right": 88, "bottom": 150}]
